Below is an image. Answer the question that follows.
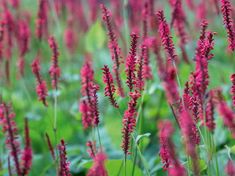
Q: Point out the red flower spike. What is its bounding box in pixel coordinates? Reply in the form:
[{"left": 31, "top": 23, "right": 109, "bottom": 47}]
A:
[
  {"left": 157, "top": 10, "right": 178, "bottom": 63},
  {"left": 225, "top": 160, "right": 235, "bottom": 176},
  {"left": 100, "top": 4, "right": 124, "bottom": 97},
  {"left": 0, "top": 104, "right": 21, "bottom": 175},
  {"left": 230, "top": 73, "right": 235, "bottom": 106},
  {"left": 220, "top": 0, "right": 235, "bottom": 51},
  {"left": 195, "top": 1, "right": 207, "bottom": 27},
  {"left": 36, "top": 0, "right": 48, "bottom": 40},
  {"left": 48, "top": 36, "right": 60, "bottom": 90},
  {"left": 205, "top": 91, "right": 216, "bottom": 132},
  {"left": 212, "top": 0, "right": 220, "bottom": 14},
  {"left": 189, "top": 73, "right": 202, "bottom": 122},
  {"left": 195, "top": 32, "right": 214, "bottom": 98},
  {"left": 121, "top": 91, "right": 141, "bottom": 156},
  {"left": 126, "top": 33, "right": 139, "bottom": 92},
  {"left": 64, "top": 18, "right": 77, "bottom": 54},
  {"left": 102, "top": 65, "right": 119, "bottom": 108},
  {"left": 31, "top": 58, "right": 48, "bottom": 106},
  {"left": 87, "top": 152, "right": 108, "bottom": 176},
  {"left": 80, "top": 100, "right": 93, "bottom": 129},
  {"left": 170, "top": 0, "right": 189, "bottom": 63},
  {"left": 80, "top": 60, "right": 100, "bottom": 128},
  {"left": 185, "top": 0, "right": 195, "bottom": 10},
  {"left": 217, "top": 94, "right": 235, "bottom": 138},
  {"left": 45, "top": 133, "right": 55, "bottom": 160},
  {"left": 162, "top": 67, "right": 180, "bottom": 105},
  {"left": 183, "top": 82, "right": 192, "bottom": 109},
  {"left": 86, "top": 140, "right": 97, "bottom": 159},
  {"left": 179, "top": 108, "right": 200, "bottom": 175},
  {"left": 21, "top": 118, "right": 32, "bottom": 176},
  {"left": 136, "top": 45, "right": 145, "bottom": 91},
  {"left": 58, "top": 140, "right": 71, "bottom": 176},
  {"left": 158, "top": 120, "right": 186, "bottom": 175}
]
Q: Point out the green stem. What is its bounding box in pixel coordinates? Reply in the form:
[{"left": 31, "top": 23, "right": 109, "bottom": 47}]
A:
[
  {"left": 124, "top": 156, "right": 127, "bottom": 176},
  {"left": 131, "top": 134, "right": 150, "bottom": 176},
  {"left": 96, "top": 126, "right": 102, "bottom": 151},
  {"left": 53, "top": 90, "right": 58, "bottom": 174},
  {"left": 21, "top": 78, "right": 32, "bottom": 103},
  {"left": 131, "top": 146, "right": 138, "bottom": 176},
  {"left": 117, "top": 159, "right": 124, "bottom": 176}
]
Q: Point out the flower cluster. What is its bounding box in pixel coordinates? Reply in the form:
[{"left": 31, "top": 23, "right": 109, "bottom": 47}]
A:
[
  {"left": 205, "top": 90, "right": 216, "bottom": 132},
  {"left": 0, "top": 103, "right": 21, "bottom": 175},
  {"left": 35, "top": 0, "right": 48, "bottom": 40},
  {"left": 121, "top": 91, "right": 141, "bottom": 156},
  {"left": 102, "top": 65, "right": 119, "bottom": 108},
  {"left": 101, "top": 4, "right": 124, "bottom": 97},
  {"left": 157, "top": 10, "right": 178, "bottom": 63},
  {"left": 225, "top": 160, "right": 235, "bottom": 176},
  {"left": 31, "top": 57, "right": 48, "bottom": 106},
  {"left": 216, "top": 91, "right": 235, "bottom": 138},
  {"left": 0, "top": 104, "right": 32, "bottom": 175},
  {"left": 87, "top": 152, "right": 108, "bottom": 176},
  {"left": 158, "top": 120, "right": 186, "bottom": 176},
  {"left": 79, "top": 60, "right": 100, "bottom": 129},
  {"left": 48, "top": 36, "right": 60, "bottom": 89},
  {"left": 220, "top": 0, "right": 235, "bottom": 51},
  {"left": 179, "top": 108, "right": 200, "bottom": 175},
  {"left": 58, "top": 140, "right": 71, "bottom": 176},
  {"left": 230, "top": 73, "right": 235, "bottom": 106},
  {"left": 21, "top": 119, "right": 33, "bottom": 176},
  {"left": 126, "top": 33, "right": 139, "bottom": 92}
]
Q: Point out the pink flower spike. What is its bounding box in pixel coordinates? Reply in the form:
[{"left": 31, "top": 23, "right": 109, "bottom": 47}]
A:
[
  {"left": 45, "top": 133, "right": 55, "bottom": 160},
  {"left": 87, "top": 152, "right": 108, "bottom": 176},
  {"left": 21, "top": 118, "right": 32, "bottom": 176},
  {"left": 102, "top": 65, "right": 119, "bottom": 108},
  {"left": 205, "top": 90, "right": 216, "bottom": 132},
  {"left": 31, "top": 58, "right": 48, "bottom": 106},
  {"left": 225, "top": 160, "right": 235, "bottom": 176},
  {"left": 0, "top": 104, "right": 21, "bottom": 175},
  {"left": 48, "top": 36, "right": 60, "bottom": 90},
  {"left": 86, "top": 140, "right": 97, "bottom": 158},
  {"left": 179, "top": 108, "right": 200, "bottom": 175},
  {"left": 36, "top": 0, "right": 48, "bottom": 40},
  {"left": 100, "top": 4, "right": 124, "bottom": 97},
  {"left": 80, "top": 59, "right": 100, "bottom": 128},
  {"left": 58, "top": 140, "right": 71, "bottom": 176},
  {"left": 216, "top": 92, "right": 235, "bottom": 138},
  {"left": 230, "top": 73, "right": 235, "bottom": 107},
  {"left": 220, "top": 0, "right": 235, "bottom": 51},
  {"left": 158, "top": 120, "right": 186, "bottom": 175},
  {"left": 157, "top": 10, "right": 178, "bottom": 63},
  {"left": 126, "top": 33, "right": 139, "bottom": 92},
  {"left": 121, "top": 91, "right": 141, "bottom": 156}
]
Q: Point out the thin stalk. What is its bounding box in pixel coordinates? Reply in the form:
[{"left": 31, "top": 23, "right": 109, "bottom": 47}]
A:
[
  {"left": 186, "top": 156, "right": 191, "bottom": 175},
  {"left": 210, "top": 133, "right": 220, "bottom": 176},
  {"left": 96, "top": 126, "right": 102, "bottom": 151},
  {"left": 21, "top": 78, "right": 32, "bottom": 103},
  {"left": 131, "top": 145, "right": 138, "bottom": 176},
  {"left": 49, "top": 0, "right": 62, "bottom": 35},
  {"left": 124, "top": 156, "right": 127, "bottom": 176},
  {"left": 117, "top": 159, "right": 124, "bottom": 176},
  {"left": 131, "top": 134, "right": 150, "bottom": 176},
  {"left": 122, "top": 0, "right": 129, "bottom": 55},
  {"left": 53, "top": 90, "right": 58, "bottom": 174}
]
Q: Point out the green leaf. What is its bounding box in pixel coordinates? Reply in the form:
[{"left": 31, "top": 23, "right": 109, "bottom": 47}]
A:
[
  {"left": 83, "top": 159, "right": 143, "bottom": 176},
  {"left": 230, "top": 145, "right": 235, "bottom": 154},
  {"left": 188, "top": 159, "right": 207, "bottom": 173},
  {"left": 85, "top": 20, "right": 106, "bottom": 52},
  {"left": 135, "top": 133, "right": 151, "bottom": 144}
]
